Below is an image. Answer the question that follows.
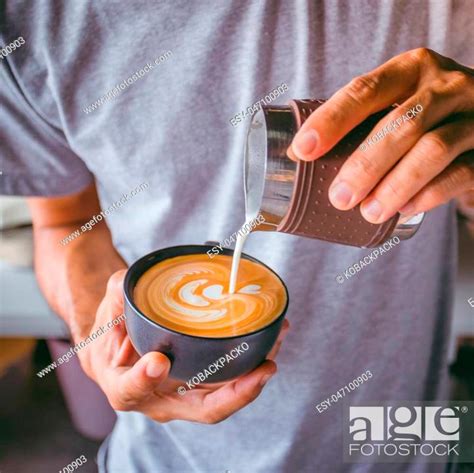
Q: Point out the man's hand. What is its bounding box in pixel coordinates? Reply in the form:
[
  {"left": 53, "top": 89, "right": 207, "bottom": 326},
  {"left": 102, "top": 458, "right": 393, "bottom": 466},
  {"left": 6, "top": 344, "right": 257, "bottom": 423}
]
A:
[
  {"left": 28, "top": 184, "right": 285, "bottom": 424},
  {"left": 288, "top": 48, "right": 474, "bottom": 223},
  {"left": 79, "top": 270, "right": 288, "bottom": 424}
]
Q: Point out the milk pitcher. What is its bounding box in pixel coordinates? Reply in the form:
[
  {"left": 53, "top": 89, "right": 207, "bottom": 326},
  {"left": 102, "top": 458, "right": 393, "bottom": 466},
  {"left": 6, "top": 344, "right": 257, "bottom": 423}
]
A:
[{"left": 244, "top": 99, "right": 424, "bottom": 248}]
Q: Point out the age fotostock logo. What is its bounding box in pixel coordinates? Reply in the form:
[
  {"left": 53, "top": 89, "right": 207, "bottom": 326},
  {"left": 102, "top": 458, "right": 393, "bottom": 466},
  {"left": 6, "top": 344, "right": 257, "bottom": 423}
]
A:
[{"left": 344, "top": 402, "right": 473, "bottom": 463}]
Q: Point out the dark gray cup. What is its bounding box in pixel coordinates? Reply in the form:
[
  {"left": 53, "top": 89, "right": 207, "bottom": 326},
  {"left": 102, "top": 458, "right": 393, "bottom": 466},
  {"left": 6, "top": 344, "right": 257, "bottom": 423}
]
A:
[{"left": 124, "top": 245, "right": 289, "bottom": 382}]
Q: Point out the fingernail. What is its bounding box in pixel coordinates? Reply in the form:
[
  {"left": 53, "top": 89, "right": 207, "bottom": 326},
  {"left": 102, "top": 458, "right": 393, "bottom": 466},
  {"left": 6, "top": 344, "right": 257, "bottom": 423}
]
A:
[
  {"left": 329, "top": 181, "right": 354, "bottom": 208},
  {"left": 293, "top": 129, "right": 319, "bottom": 159},
  {"left": 260, "top": 374, "right": 273, "bottom": 387},
  {"left": 286, "top": 145, "right": 298, "bottom": 161},
  {"left": 363, "top": 199, "right": 383, "bottom": 221},
  {"left": 146, "top": 361, "right": 165, "bottom": 378}
]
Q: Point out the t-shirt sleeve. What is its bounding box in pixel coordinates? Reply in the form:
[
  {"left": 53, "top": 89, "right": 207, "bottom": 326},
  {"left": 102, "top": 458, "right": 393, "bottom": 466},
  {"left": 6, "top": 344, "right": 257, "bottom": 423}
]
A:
[
  {"left": 0, "top": 59, "right": 93, "bottom": 196},
  {"left": 450, "top": 1, "right": 474, "bottom": 67}
]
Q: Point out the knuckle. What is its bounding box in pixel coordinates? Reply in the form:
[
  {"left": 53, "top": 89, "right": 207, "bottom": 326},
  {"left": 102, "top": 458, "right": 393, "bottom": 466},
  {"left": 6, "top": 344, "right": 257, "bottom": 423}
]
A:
[
  {"left": 319, "top": 105, "right": 344, "bottom": 129},
  {"left": 403, "top": 116, "right": 420, "bottom": 134},
  {"left": 108, "top": 394, "right": 129, "bottom": 411},
  {"left": 444, "top": 71, "right": 474, "bottom": 105},
  {"left": 240, "top": 388, "right": 260, "bottom": 405},
  {"left": 420, "top": 133, "right": 450, "bottom": 161},
  {"left": 403, "top": 160, "right": 425, "bottom": 183},
  {"left": 409, "top": 47, "right": 437, "bottom": 65},
  {"left": 107, "top": 270, "right": 126, "bottom": 292},
  {"left": 423, "top": 186, "right": 445, "bottom": 206},
  {"left": 153, "top": 412, "right": 172, "bottom": 423},
  {"left": 383, "top": 178, "right": 406, "bottom": 202},
  {"left": 351, "top": 154, "right": 381, "bottom": 179},
  {"left": 427, "top": 78, "right": 459, "bottom": 107},
  {"left": 201, "top": 409, "right": 224, "bottom": 425},
  {"left": 398, "top": 91, "right": 432, "bottom": 133},
  {"left": 115, "top": 384, "right": 139, "bottom": 409},
  {"left": 419, "top": 87, "right": 438, "bottom": 109},
  {"left": 448, "top": 70, "right": 470, "bottom": 89},
  {"left": 397, "top": 108, "right": 424, "bottom": 135},
  {"left": 346, "top": 74, "right": 380, "bottom": 103},
  {"left": 453, "top": 163, "right": 474, "bottom": 185}
]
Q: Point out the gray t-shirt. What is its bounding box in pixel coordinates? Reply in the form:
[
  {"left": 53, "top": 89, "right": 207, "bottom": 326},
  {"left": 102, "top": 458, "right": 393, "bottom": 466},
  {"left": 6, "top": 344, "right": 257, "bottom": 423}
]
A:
[{"left": 1, "top": 1, "right": 472, "bottom": 472}]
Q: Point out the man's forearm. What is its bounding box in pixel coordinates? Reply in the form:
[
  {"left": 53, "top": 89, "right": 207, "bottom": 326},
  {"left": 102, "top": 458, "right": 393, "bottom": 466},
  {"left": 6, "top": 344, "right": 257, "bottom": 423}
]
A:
[{"left": 32, "top": 220, "right": 126, "bottom": 341}]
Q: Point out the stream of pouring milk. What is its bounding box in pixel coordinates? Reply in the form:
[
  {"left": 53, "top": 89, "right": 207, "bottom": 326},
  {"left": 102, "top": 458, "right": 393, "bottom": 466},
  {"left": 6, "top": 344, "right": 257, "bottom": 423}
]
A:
[
  {"left": 228, "top": 227, "right": 249, "bottom": 294},
  {"left": 228, "top": 213, "right": 265, "bottom": 294}
]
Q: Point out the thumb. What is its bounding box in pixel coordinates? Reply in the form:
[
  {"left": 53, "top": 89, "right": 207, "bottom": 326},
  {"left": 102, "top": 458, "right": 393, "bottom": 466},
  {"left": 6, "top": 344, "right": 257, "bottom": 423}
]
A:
[{"left": 112, "top": 351, "right": 171, "bottom": 410}]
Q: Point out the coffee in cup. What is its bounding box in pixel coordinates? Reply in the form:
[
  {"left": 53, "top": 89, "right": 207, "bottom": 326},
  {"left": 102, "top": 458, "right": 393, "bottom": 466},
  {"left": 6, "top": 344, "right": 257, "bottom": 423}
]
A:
[
  {"left": 124, "top": 245, "right": 289, "bottom": 381},
  {"left": 133, "top": 254, "right": 286, "bottom": 338}
]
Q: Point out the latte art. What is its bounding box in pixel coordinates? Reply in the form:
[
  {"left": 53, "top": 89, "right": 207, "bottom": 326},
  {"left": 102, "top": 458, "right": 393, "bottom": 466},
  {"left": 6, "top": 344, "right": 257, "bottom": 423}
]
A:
[{"left": 133, "top": 254, "right": 287, "bottom": 337}]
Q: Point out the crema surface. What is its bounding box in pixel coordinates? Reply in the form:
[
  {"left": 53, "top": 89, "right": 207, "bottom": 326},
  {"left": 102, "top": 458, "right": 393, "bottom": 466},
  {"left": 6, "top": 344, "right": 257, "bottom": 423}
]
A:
[{"left": 133, "top": 254, "right": 286, "bottom": 337}]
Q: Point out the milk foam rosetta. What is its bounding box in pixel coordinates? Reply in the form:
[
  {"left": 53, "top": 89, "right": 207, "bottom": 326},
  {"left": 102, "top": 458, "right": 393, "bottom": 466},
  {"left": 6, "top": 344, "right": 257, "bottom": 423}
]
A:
[{"left": 133, "top": 254, "right": 287, "bottom": 337}]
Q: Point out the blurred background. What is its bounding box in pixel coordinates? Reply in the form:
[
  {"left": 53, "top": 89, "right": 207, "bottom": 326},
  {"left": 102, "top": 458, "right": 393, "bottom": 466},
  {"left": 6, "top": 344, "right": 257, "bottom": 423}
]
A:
[{"left": 0, "top": 196, "right": 473, "bottom": 473}]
